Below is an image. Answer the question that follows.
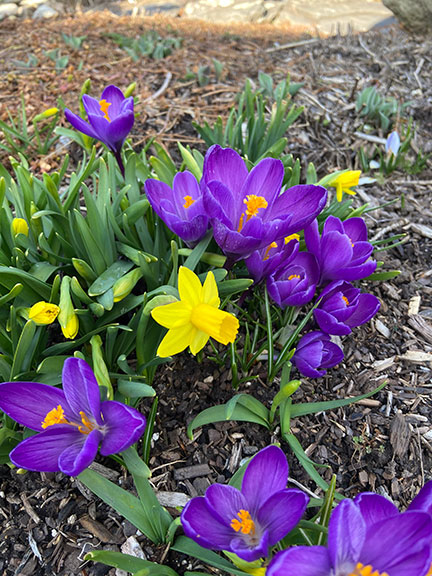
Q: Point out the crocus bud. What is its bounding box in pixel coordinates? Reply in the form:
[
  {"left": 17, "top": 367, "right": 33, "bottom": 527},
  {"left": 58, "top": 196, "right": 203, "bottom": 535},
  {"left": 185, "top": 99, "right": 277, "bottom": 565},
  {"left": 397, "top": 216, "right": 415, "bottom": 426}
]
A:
[
  {"left": 385, "top": 130, "right": 400, "bottom": 156},
  {"left": 58, "top": 277, "right": 79, "bottom": 339},
  {"left": 28, "top": 301, "right": 60, "bottom": 325},
  {"left": 11, "top": 218, "right": 29, "bottom": 236},
  {"left": 33, "top": 108, "right": 59, "bottom": 123}
]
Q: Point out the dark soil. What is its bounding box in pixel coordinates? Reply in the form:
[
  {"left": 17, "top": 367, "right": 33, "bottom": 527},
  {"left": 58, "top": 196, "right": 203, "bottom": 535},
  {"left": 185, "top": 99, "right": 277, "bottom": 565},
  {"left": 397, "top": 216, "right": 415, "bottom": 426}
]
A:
[{"left": 0, "top": 10, "right": 431, "bottom": 576}]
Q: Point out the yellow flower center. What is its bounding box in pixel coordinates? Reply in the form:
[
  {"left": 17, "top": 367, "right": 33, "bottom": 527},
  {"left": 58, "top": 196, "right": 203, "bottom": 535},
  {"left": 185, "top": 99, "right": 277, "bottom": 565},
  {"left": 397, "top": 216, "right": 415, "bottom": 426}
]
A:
[
  {"left": 41, "top": 405, "right": 96, "bottom": 435},
  {"left": 263, "top": 242, "right": 278, "bottom": 261},
  {"left": 230, "top": 509, "right": 255, "bottom": 535},
  {"left": 284, "top": 233, "right": 300, "bottom": 244},
  {"left": 41, "top": 405, "right": 68, "bottom": 428},
  {"left": 238, "top": 195, "right": 268, "bottom": 231},
  {"left": 99, "top": 99, "right": 111, "bottom": 122},
  {"left": 342, "top": 295, "right": 349, "bottom": 305},
  {"left": 183, "top": 195, "right": 195, "bottom": 209},
  {"left": 288, "top": 274, "right": 301, "bottom": 281},
  {"left": 190, "top": 303, "right": 239, "bottom": 345},
  {"left": 348, "top": 563, "right": 389, "bottom": 576}
]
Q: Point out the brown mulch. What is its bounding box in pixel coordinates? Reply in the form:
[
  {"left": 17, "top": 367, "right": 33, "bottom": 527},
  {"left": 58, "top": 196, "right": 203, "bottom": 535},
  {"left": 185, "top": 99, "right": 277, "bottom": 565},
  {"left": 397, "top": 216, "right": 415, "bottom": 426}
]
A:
[{"left": 1, "top": 10, "right": 432, "bottom": 576}]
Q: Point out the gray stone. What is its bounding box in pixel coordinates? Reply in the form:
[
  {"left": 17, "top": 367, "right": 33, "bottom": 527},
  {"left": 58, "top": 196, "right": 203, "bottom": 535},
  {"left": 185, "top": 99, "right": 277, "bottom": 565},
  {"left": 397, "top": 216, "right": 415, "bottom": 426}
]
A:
[
  {"left": 0, "top": 3, "right": 18, "bottom": 19},
  {"left": 32, "top": 3, "right": 58, "bottom": 18},
  {"left": 382, "top": 0, "right": 432, "bottom": 32},
  {"left": 20, "top": 0, "right": 48, "bottom": 7}
]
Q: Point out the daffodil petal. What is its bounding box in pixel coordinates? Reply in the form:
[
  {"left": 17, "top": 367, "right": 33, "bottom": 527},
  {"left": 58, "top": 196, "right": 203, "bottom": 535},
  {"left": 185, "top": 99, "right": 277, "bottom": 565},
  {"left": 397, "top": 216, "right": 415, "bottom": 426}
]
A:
[
  {"left": 178, "top": 266, "right": 203, "bottom": 307},
  {"left": 157, "top": 325, "right": 195, "bottom": 357},
  {"left": 151, "top": 301, "right": 191, "bottom": 329},
  {"left": 189, "top": 330, "right": 210, "bottom": 355},
  {"left": 202, "top": 271, "right": 220, "bottom": 307}
]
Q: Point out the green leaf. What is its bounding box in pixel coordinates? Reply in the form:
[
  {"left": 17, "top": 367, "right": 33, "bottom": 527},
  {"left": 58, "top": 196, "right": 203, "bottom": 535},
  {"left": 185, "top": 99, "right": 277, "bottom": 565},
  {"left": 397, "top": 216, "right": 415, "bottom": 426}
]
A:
[
  {"left": 366, "top": 270, "right": 401, "bottom": 282},
  {"left": 88, "top": 261, "right": 134, "bottom": 297},
  {"left": 85, "top": 550, "right": 178, "bottom": 576},
  {"left": 218, "top": 279, "right": 253, "bottom": 297},
  {"left": 187, "top": 400, "right": 270, "bottom": 440},
  {"left": 290, "top": 381, "right": 387, "bottom": 418},
  {"left": 117, "top": 380, "right": 156, "bottom": 398}
]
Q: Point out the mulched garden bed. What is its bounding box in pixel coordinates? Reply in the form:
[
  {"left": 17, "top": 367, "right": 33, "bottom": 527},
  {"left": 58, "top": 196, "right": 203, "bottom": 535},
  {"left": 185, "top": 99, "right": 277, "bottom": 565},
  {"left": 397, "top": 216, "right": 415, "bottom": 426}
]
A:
[{"left": 0, "top": 11, "right": 431, "bottom": 576}]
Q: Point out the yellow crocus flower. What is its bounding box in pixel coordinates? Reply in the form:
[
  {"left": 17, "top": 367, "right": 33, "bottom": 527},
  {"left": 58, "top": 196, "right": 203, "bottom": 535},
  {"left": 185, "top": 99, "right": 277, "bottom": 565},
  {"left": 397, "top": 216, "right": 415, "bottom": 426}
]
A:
[
  {"left": 328, "top": 170, "right": 361, "bottom": 202},
  {"left": 28, "top": 301, "right": 60, "bottom": 325},
  {"left": 151, "top": 266, "right": 239, "bottom": 357}
]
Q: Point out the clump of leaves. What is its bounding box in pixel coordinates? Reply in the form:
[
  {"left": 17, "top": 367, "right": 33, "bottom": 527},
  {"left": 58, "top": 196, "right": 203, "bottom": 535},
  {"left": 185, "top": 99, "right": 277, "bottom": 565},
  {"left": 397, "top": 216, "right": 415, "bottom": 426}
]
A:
[
  {"left": 356, "top": 85, "right": 410, "bottom": 132},
  {"left": 193, "top": 74, "right": 303, "bottom": 163},
  {"left": 106, "top": 30, "right": 182, "bottom": 61},
  {"left": 183, "top": 59, "right": 225, "bottom": 86},
  {"left": 44, "top": 48, "right": 69, "bottom": 70},
  {"left": 61, "top": 32, "right": 87, "bottom": 51}
]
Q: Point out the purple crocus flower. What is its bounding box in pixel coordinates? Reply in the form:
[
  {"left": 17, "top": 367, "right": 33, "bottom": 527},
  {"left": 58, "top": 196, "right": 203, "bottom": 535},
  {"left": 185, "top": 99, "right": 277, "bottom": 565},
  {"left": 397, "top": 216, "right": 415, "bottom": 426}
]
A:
[
  {"left": 201, "top": 145, "right": 327, "bottom": 262},
  {"left": 314, "top": 280, "right": 380, "bottom": 336},
  {"left": 304, "top": 216, "right": 376, "bottom": 285},
  {"left": 65, "top": 85, "right": 134, "bottom": 174},
  {"left": 292, "top": 331, "right": 343, "bottom": 378},
  {"left": 244, "top": 236, "right": 299, "bottom": 283},
  {"left": 267, "top": 496, "right": 432, "bottom": 576},
  {"left": 181, "top": 445, "right": 308, "bottom": 562},
  {"left": 145, "top": 171, "right": 209, "bottom": 246},
  {"left": 267, "top": 252, "right": 319, "bottom": 308},
  {"left": 0, "top": 358, "right": 146, "bottom": 476}
]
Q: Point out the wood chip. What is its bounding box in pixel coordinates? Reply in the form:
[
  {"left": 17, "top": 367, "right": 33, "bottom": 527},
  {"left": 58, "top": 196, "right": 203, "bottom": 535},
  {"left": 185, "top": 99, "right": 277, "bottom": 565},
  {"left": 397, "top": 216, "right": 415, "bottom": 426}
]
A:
[
  {"left": 372, "top": 356, "right": 396, "bottom": 371},
  {"left": 408, "top": 295, "right": 421, "bottom": 316},
  {"left": 399, "top": 350, "right": 432, "bottom": 364},
  {"left": 156, "top": 491, "right": 190, "bottom": 507},
  {"left": 390, "top": 413, "right": 411, "bottom": 458},
  {"left": 408, "top": 315, "right": 432, "bottom": 344},
  {"left": 410, "top": 223, "right": 432, "bottom": 239},
  {"left": 375, "top": 319, "right": 390, "bottom": 338},
  {"left": 79, "top": 515, "right": 119, "bottom": 543},
  {"left": 173, "top": 463, "right": 211, "bottom": 480}
]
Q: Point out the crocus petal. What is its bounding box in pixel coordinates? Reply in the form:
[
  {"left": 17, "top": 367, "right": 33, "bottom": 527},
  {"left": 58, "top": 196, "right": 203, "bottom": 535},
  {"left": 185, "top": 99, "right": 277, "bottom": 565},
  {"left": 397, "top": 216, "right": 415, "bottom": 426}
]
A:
[
  {"left": 408, "top": 481, "right": 432, "bottom": 515},
  {"left": 151, "top": 301, "right": 192, "bottom": 329},
  {"left": 364, "top": 512, "right": 432, "bottom": 573},
  {"left": 64, "top": 109, "right": 98, "bottom": 139},
  {"left": 270, "top": 185, "right": 327, "bottom": 233},
  {"left": 82, "top": 94, "right": 104, "bottom": 116},
  {"left": 241, "top": 445, "right": 289, "bottom": 515},
  {"left": 0, "top": 381, "right": 66, "bottom": 431},
  {"left": 58, "top": 428, "right": 102, "bottom": 476},
  {"left": 100, "top": 84, "right": 126, "bottom": 115},
  {"left": 202, "top": 145, "right": 248, "bottom": 199},
  {"left": 9, "top": 426, "right": 82, "bottom": 472},
  {"left": 267, "top": 547, "right": 331, "bottom": 576},
  {"left": 327, "top": 499, "right": 365, "bottom": 569},
  {"left": 181, "top": 496, "right": 236, "bottom": 551},
  {"left": 342, "top": 217, "right": 368, "bottom": 242},
  {"left": 145, "top": 179, "right": 171, "bottom": 213},
  {"left": 344, "top": 294, "right": 380, "bottom": 328},
  {"left": 230, "top": 529, "right": 270, "bottom": 562},
  {"left": 257, "top": 489, "right": 308, "bottom": 545},
  {"left": 314, "top": 308, "right": 352, "bottom": 336},
  {"left": 62, "top": 358, "right": 102, "bottom": 424},
  {"left": 205, "top": 484, "right": 249, "bottom": 526},
  {"left": 241, "top": 157, "right": 284, "bottom": 208},
  {"left": 157, "top": 325, "right": 195, "bottom": 357},
  {"left": 171, "top": 171, "right": 202, "bottom": 216},
  {"left": 204, "top": 181, "right": 238, "bottom": 227},
  {"left": 354, "top": 493, "right": 399, "bottom": 525},
  {"left": 100, "top": 401, "right": 146, "bottom": 455}
]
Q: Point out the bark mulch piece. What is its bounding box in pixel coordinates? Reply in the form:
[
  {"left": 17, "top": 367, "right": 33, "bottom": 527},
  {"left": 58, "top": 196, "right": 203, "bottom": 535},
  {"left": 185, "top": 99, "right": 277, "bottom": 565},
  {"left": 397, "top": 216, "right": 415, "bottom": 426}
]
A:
[{"left": 0, "top": 11, "right": 431, "bottom": 576}]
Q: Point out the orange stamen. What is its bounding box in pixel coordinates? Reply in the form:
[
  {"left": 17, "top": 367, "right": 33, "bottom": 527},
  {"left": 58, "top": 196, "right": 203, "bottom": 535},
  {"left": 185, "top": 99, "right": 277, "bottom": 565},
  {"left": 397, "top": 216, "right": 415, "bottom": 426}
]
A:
[
  {"left": 230, "top": 509, "right": 255, "bottom": 535},
  {"left": 41, "top": 405, "right": 68, "bottom": 428},
  {"left": 99, "top": 99, "right": 111, "bottom": 122},
  {"left": 183, "top": 195, "right": 195, "bottom": 209},
  {"left": 78, "top": 411, "right": 95, "bottom": 435},
  {"left": 288, "top": 274, "right": 301, "bottom": 281},
  {"left": 348, "top": 563, "right": 389, "bottom": 576},
  {"left": 243, "top": 195, "right": 268, "bottom": 220},
  {"left": 263, "top": 242, "right": 278, "bottom": 261},
  {"left": 237, "top": 213, "right": 245, "bottom": 232},
  {"left": 342, "top": 295, "right": 349, "bottom": 306},
  {"left": 284, "top": 233, "right": 300, "bottom": 244}
]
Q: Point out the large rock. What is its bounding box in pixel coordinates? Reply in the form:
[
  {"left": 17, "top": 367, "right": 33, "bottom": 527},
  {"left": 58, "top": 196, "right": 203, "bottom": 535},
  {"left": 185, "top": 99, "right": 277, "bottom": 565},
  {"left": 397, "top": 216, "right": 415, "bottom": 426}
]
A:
[{"left": 382, "top": 0, "right": 432, "bottom": 32}]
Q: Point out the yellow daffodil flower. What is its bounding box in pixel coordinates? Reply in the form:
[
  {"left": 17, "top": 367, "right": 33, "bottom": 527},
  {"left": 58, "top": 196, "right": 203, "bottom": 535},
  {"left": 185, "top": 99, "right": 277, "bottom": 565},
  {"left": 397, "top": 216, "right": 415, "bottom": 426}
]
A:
[
  {"left": 28, "top": 301, "right": 60, "bottom": 325},
  {"left": 11, "top": 218, "right": 29, "bottom": 236},
  {"left": 151, "top": 266, "right": 239, "bottom": 357},
  {"left": 328, "top": 170, "right": 361, "bottom": 202}
]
